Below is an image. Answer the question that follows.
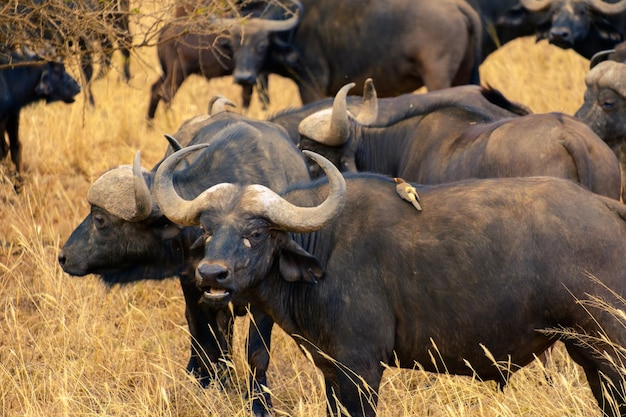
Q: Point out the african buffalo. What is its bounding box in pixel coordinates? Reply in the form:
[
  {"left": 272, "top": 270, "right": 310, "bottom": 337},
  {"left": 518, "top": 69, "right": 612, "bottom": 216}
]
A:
[
  {"left": 574, "top": 58, "right": 626, "bottom": 199},
  {"left": 296, "top": 82, "right": 621, "bottom": 200},
  {"left": 146, "top": 5, "right": 271, "bottom": 121},
  {"left": 270, "top": 80, "right": 531, "bottom": 145},
  {"left": 0, "top": 50, "right": 80, "bottom": 181},
  {"left": 217, "top": 0, "right": 482, "bottom": 104},
  {"left": 2, "top": 0, "right": 132, "bottom": 105},
  {"left": 154, "top": 148, "right": 626, "bottom": 417},
  {"left": 58, "top": 109, "right": 311, "bottom": 416},
  {"left": 502, "top": 0, "right": 626, "bottom": 59}
]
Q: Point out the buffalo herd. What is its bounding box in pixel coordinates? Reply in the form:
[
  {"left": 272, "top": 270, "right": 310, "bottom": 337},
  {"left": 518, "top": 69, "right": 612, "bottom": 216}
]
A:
[{"left": 4, "top": 0, "right": 626, "bottom": 416}]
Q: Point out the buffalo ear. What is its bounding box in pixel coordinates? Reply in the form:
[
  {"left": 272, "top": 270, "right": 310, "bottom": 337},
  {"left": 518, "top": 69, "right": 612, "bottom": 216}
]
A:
[
  {"left": 278, "top": 238, "right": 324, "bottom": 283},
  {"left": 592, "top": 20, "right": 623, "bottom": 43}
]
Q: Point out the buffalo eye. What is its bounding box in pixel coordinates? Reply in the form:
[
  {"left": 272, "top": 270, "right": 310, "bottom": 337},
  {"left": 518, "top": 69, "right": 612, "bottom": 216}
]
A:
[
  {"left": 199, "top": 227, "right": 213, "bottom": 244},
  {"left": 93, "top": 213, "right": 106, "bottom": 229},
  {"left": 256, "top": 40, "right": 269, "bottom": 53},
  {"left": 243, "top": 229, "right": 266, "bottom": 248},
  {"left": 199, "top": 225, "right": 213, "bottom": 244},
  {"left": 601, "top": 100, "right": 616, "bottom": 111}
]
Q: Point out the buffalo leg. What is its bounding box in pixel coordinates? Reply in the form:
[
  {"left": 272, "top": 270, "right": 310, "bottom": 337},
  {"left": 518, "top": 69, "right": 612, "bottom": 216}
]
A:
[
  {"left": 257, "top": 72, "right": 270, "bottom": 110},
  {"left": 564, "top": 340, "right": 626, "bottom": 417},
  {"left": 7, "top": 111, "right": 21, "bottom": 173},
  {"left": 179, "top": 275, "right": 231, "bottom": 387},
  {"left": 0, "top": 119, "right": 9, "bottom": 160},
  {"left": 120, "top": 46, "right": 131, "bottom": 82},
  {"left": 147, "top": 60, "right": 186, "bottom": 121},
  {"left": 147, "top": 77, "right": 165, "bottom": 121},
  {"left": 322, "top": 360, "right": 383, "bottom": 417},
  {"left": 246, "top": 308, "right": 274, "bottom": 417},
  {"left": 78, "top": 37, "right": 96, "bottom": 106}
]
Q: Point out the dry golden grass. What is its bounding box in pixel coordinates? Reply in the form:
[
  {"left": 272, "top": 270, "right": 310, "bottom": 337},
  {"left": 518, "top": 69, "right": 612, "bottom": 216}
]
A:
[{"left": 0, "top": 27, "right": 616, "bottom": 416}]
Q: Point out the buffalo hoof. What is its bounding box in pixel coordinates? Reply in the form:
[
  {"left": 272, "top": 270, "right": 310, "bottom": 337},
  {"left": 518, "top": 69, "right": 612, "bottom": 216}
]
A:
[
  {"left": 186, "top": 356, "right": 235, "bottom": 389},
  {"left": 249, "top": 392, "right": 272, "bottom": 417}
]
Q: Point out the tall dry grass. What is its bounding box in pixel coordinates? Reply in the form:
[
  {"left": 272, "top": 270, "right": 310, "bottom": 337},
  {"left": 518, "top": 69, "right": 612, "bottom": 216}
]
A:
[{"left": 0, "top": 22, "right": 617, "bottom": 416}]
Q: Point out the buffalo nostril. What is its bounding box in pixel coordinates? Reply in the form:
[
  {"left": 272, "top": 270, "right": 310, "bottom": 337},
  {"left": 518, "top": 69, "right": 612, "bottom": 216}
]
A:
[
  {"left": 58, "top": 251, "right": 66, "bottom": 266},
  {"left": 233, "top": 72, "right": 256, "bottom": 86},
  {"left": 197, "top": 262, "right": 230, "bottom": 282},
  {"left": 550, "top": 28, "right": 571, "bottom": 42}
]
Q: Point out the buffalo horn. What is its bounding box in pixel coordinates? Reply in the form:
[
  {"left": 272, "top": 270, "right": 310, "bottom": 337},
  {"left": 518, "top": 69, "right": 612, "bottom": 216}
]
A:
[
  {"left": 589, "top": 49, "right": 615, "bottom": 69},
  {"left": 237, "top": 150, "right": 347, "bottom": 232},
  {"left": 164, "top": 134, "right": 183, "bottom": 152},
  {"left": 132, "top": 151, "right": 153, "bottom": 220},
  {"left": 585, "top": 60, "right": 626, "bottom": 98},
  {"left": 86, "top": 152, "right": 153, "bottom": 222},
  {"left": 298, "top": 82, "right": 354, "bottom": 146},
  {"left": 214, "top": 0, "right": 301, "bottom": 33},
  {"left": 354, "top": 78, "right": 378, "bottom": 126},
  {"left": 153, "top": 144, "right": 216, "bottom": 226},
  {"left": 153, "top": 146, "right": 346, "bottom": 233},
  {"left": 588, "top": 0, "right": 626, "bottom": 14},
  {"left": 519, "top": 0, "right": 552, "bottom": 12}
]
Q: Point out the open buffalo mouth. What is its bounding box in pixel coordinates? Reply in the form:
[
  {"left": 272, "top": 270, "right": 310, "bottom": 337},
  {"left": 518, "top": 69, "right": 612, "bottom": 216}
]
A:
[{"left": 201, "top": 286, "right": 231, "bottom": 300}]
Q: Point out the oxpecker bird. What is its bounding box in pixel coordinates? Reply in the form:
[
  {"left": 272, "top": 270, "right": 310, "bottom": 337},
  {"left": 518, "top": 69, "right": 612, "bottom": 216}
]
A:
[{"left": 394, "top": 177, "right": 422, "bottom": 211}]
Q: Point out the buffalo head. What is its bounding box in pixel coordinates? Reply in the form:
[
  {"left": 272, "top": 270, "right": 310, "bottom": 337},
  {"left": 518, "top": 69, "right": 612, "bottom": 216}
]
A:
[
  {"left": 518, "top": 0, "right": 626, "bottom": 57},
  {"left": 297, "top": 79, "right": 378, "bottom": 177},
  {"left": 153, "top": 146, "right": 346, "bottom": 304},
  {"left": 575, "top": 59, "right": 626, "bottom": 151},
  {"left": 58, "top": 152, "right": 189, "bottom": 284},
  {"left": 213, "top": 0, "right": 301, "bottom": 92},
  {"left": 37, "top": 61, "right": 81, "bottom": 103}
]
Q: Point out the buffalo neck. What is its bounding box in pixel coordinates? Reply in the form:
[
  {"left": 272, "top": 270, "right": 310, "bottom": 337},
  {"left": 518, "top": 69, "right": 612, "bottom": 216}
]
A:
[
  {"left": 356, "top": 119, "right": 427, "bottom": 177},
  {"left": 246, "top": 230, "right": 338, "bottom": 341}
]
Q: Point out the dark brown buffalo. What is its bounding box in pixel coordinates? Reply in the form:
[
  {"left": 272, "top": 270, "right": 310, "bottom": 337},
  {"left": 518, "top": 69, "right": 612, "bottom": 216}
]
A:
[
  {"left": 296, "top": 82, "right": 621, "bottom": 200},
  {"left": 270, "top": 81, "right": 531, "bottom": 145},
  {"left": 218, "top": 0, "right": 482, "bottom": 104},
  {"left": 574, "top": 58, "right": 626, "bottom": 199},
  {"left": 154, "top": 149, "right": 626, "bottom": 417},
  {"left": 58, "top": 110, "right": 311, "bottom": 417},
  {"left": 503, "top": 0, "right": 626, "bottom": 59},
  {"left": 146, "top": 10, "right": 270, "bottom": 121}
]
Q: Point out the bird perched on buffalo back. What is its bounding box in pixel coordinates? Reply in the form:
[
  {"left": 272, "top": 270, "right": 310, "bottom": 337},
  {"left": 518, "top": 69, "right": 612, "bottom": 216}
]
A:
[{"left": 394, "top": 177, "right": 422, "bottom": 212}]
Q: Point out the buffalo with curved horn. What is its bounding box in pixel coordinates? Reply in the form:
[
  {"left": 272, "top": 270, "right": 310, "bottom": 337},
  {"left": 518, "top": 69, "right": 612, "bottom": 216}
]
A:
[
  {"left": 59, "top": 108, "right": 312, "bottom": 417},
  {"left": 153, "top": 144, "right": 626, "bottom": 417},
  {"left": 296, "top": 80, "right": 621, "bottom": 200},
  {"left": 505, "top": 0, "right": 626, "bottom": 59}
]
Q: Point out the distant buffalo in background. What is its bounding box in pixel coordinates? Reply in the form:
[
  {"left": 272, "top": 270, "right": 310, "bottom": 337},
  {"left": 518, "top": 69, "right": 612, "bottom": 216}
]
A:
[
  {"left": 0, "top": 50, "right": 80, "bottom": 187},
  {"left": 505, "top": 0, "right": 626, "bottom": 59}
]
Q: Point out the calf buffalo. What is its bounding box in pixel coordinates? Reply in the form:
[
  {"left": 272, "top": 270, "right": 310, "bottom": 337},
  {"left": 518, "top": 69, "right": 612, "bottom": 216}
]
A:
[
  {"left": 296, "top": 82, "right": 621, "bottom": 200},
  {"left": 58, "top": 110, "right": 311, "bottom": 416},
  {"left": 154, "top": 149, "right": 626, "bottom": 417}
]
